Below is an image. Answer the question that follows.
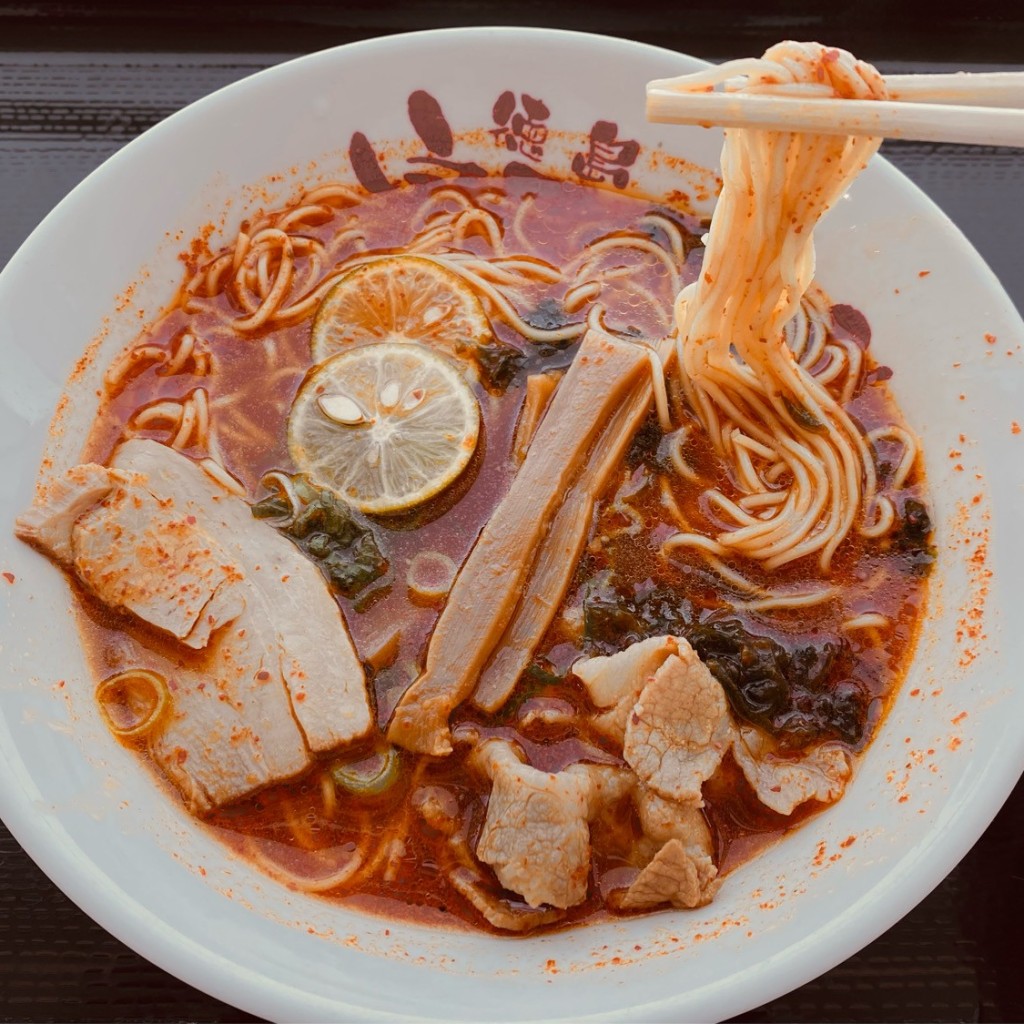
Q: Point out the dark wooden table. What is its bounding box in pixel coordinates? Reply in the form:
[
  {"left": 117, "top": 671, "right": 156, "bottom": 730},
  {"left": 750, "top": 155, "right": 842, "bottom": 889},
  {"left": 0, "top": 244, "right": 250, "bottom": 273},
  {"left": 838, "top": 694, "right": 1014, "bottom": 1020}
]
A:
[{"left": 2, "top": 4, "right": 1023, "bottom": 1021}]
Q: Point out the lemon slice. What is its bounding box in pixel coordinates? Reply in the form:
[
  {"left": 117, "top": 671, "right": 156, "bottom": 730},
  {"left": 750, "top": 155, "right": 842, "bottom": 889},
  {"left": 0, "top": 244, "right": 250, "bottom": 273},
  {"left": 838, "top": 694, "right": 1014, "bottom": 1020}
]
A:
[
  {"left": 311, "top": 256, "right": 492, "bottom": 363},
  {"left": 288, "top": 343, "right": 480, "bottom": 515}
]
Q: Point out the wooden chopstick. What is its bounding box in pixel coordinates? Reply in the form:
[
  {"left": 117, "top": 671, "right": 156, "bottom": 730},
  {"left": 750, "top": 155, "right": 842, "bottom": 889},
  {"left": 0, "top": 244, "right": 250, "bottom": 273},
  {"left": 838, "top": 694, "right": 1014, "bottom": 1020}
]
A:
[
  {"left": 885, "top": 72, "right": 1024, "bottom": 108},
  {"left": 646, "top": 72, "right": 1024, "bottom": 147}
]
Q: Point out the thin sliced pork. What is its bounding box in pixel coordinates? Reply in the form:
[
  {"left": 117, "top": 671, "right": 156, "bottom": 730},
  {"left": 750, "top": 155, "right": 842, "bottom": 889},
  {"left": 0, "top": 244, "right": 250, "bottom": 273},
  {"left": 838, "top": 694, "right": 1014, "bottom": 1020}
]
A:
[
  {"left": 635, "top": 786, "right": 714, "bottom": 848},
  {"left": 620, "top": 837, "right": 719, "bottom": 910},
  {"left": 472, "top": 738, "right": 633, "bottom": 909},
  {"left": 388, "top": 329, "right": 650, "bottom": 755},
  {"left": 621, "top": 786, "right": 720, "bottom": 910},
  {"left": 623, "top": 644, "right": 734, "bottom": 805},
  {"left": 448, "top": 867, "right": 564, "bottom": 932},
  {"left": 731, "top": 725, "right": 852, "bottom": 815},
  {"left": 571, "top": 635, "right": 680, "bottom": 742}
]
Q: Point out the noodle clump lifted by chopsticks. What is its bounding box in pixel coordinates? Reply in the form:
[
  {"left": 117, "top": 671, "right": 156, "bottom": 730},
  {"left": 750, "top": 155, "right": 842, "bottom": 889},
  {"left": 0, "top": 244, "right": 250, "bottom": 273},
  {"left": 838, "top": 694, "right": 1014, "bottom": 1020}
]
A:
[{"left": 668, "top": 41, "right": 896, "bottom": 571}]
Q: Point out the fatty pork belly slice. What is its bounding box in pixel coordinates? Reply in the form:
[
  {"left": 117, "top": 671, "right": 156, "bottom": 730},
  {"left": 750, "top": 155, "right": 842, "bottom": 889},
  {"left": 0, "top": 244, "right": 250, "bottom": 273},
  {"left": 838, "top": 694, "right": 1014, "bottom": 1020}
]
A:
[
  {"left": 15, "top": 462, "right": 243, "bottom": 648},
  {"left": 472, "top": 739, "right": 633, "bottom": 910},
  {"left": 154, "top": 621, "right": 314, "bottom": 812},
  {"left": 74, "top": 471, "right": 246, "bottom": 650},
  {"left": 388, "top": 328, "right": 650, "bottom": 756},
  {"left": 109, "top": 440, "right": 371, "bottom": 751},
  {"left": 16, "top": 440, "right": 371, "bottom": 810}
]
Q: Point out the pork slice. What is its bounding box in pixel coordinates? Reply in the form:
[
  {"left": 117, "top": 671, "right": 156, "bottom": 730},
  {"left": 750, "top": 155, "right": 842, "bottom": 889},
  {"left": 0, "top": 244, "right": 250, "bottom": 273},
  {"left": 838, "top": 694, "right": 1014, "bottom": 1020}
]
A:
[
  {"left": 17, "top": 460, "right": 245, "bottom": 649},
  {"left": 111, "top": 440, "right": 370, "bottom": 751},
  {"left": 571, "top": 635, "right": 680, "bottom": 743},
  {"left": 573, "top": 761, "right": 637, "bottom": 813},
  {"left": 18, "top": 455, "right": 311, "bottom": 811},
  {"left": 472, "top": 739, "right": 631, "bottom": 910},
  {"left": 620, "top": 787, "right": 720, "bottom": 910},
  {"left": 634, "top": 785, "right": 713, "bottom": 849},
  {"left": 15, "top": 463, "right": 118, "bottom": 565},
  {"left": 447, "top": 867, "right": 564, "bottom": 933},
  {"left": 388, "top": 329, "right": 650, "bottom": 755},
  {"left": 71, "top": 477, "right": 246, "bottom": 649},
  {"left": 473, "top": 371, "right": 655, "bottom": 713},
  {"left": 620, "top": 838, "right": 719, "bottom": 911},
  {"left": 575, "top": 636, "right": 680, "bottom": 709},
  {"left": 17, "top": 440, "right": 372, "bottom": 810},
  {"left": 410, "top": 784, "right": 567, "bottom": 932},
  {"left": 731, "top": 725, "right": 852, "bottom": 815},
  {"left": 623, "top": 641, "right": 735, "bottom": 805},
  {"left": 151, "top": 623, "right": 313, "bottom": 812}
]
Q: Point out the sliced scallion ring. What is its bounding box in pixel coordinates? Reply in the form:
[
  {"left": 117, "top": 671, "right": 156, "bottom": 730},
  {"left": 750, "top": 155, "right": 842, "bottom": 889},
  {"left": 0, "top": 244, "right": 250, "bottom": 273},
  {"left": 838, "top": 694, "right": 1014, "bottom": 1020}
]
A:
[
  {"left": 330, "top": 746, "right": 402, "bottom": 797},
  {"left": 95, "top": 668, "right": 170, "bottom": 740},
  {"left": 406, "top": 550, "right": 457, "bottom": 606}
]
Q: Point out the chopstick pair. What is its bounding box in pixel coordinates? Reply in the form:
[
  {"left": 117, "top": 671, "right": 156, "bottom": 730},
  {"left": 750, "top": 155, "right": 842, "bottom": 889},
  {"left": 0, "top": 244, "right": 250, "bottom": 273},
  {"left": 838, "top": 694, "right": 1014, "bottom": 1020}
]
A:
[{"left": 646, "top": 71, "right": 1024, "bottom": 147}]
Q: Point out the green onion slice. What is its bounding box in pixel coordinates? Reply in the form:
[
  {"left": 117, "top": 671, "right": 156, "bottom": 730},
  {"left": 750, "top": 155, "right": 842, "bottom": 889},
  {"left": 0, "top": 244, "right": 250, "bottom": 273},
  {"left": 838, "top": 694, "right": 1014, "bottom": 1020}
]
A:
[
  {"left": 330, "top": 746, "right": 402, "bottom": 796},
  {"left": 96, "top": 668, "right": 170, "bottom": 740}
]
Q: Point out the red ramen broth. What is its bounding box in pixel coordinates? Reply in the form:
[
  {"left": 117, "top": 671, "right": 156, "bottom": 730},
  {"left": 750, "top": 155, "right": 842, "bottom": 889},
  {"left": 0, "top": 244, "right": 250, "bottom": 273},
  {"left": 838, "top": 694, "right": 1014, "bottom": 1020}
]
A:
[{"left": 74, "top": 176, "right": 931, "bottom": 932}]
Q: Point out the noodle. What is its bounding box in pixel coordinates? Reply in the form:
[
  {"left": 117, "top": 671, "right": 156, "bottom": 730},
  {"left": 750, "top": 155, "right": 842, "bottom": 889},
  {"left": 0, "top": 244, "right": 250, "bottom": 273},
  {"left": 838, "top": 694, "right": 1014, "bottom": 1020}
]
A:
[
  {"left": 868, "top": 425, "right": 919, "bottom": 489},
  {"left": 103, "top": 345, "right": 167, "bottom": 394},
  {"left": 665, "top": 42, "right": 889, "bottom": 571},
  {"left": 842, "top": 612, "right": 889, "bottom": 631},
  {"left": 453, "top": 207, "right": 503, "bottom": 249},
  {"left": 509, "top": 191, "right": 537, "bottom": 248},
  {"left": 637, "top": 212, "right": 686, "bottom": 263},
  {"left": 663, "top": 426, "right": 699, "bottom": 483},
  {"left": 131, "top": 399, "right": 184, "bottom": 431},
  {"left": 198, "top": 458, "right": 246, "bottom": 496},
  {"left": 646, "top": 348, "right": 672, "bottom": 431},
  {"left": 302, "top": 182, "right": 362, "bottom": 206},
  {"left": 171, "top": 396, "right": 197, "bottom": 450},
  {"left": 732, "top": 588, "right": 839, "bottom": 612},
  {"left": 659, "top": 478, "right": 837, "bottom": 609},
  {"left": 573, "top": 231, "right": 682, "bottom": 294},
  {"left": 174, "top": 179, "right": 688, "bottom": 359},
  {"left": 276, "top": 204, "right": 335, "bottom": 231},
  {"left": 259, "top": 470, "right": 303, "bottom": 525},
  {"left": 563, "top": 280, "right": 602, "bottom": 313},
  {"left": 320, "top": 773, "right": 338, "bottom": 818},
  {"left": 104, "top": 331, "right": 211, "bottom": 396}
]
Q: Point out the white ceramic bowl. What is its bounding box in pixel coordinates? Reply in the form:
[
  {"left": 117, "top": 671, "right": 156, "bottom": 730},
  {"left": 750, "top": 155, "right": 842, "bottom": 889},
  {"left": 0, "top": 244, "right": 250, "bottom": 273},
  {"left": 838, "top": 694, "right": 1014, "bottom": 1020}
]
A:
[{"left": 1, "top": 27, "right": 1022, "bottom": 1023}]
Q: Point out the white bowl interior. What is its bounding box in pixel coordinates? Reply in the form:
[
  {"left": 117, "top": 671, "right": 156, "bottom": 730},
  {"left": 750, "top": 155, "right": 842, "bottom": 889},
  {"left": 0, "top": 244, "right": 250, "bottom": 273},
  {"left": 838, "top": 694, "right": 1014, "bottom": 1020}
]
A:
[{"left": 0, "top": 27, "right": 1022, "bottom": 1023}]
